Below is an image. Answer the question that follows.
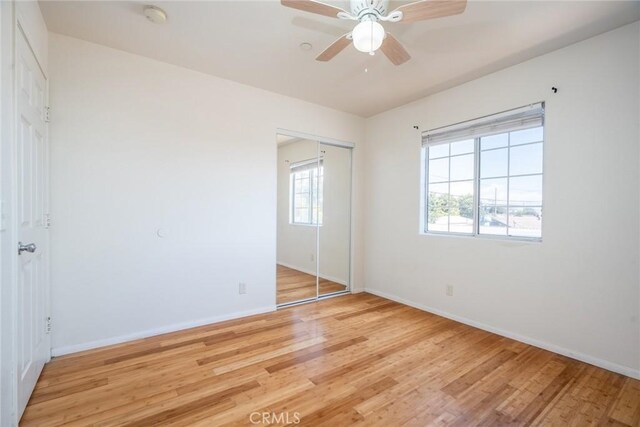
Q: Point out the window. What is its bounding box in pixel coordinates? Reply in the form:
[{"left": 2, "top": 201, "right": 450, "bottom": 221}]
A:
[
  {"left": 290, "top": 159, "right": 323, "bottom": 225},
  {"left": 422, "top": 103, "right": 544, "bottom": 240}
]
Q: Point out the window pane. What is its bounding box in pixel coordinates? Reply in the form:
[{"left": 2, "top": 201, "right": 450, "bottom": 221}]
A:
[
  {"left": 315, "top": 172, "right": 324, "bottom": 226},
  {"left": 479, "top": 205, "right": 507, "bottom": 236},
  {"left": 449, "top": 180, "right": 474, "bottom": 234},
  {"left": 428, "top": 144, "right": 449, "bottom": 159},
  {"left": 480, "top": 178, "right": 508, "bottom": 207},
  {"left": 450, "top": 154, "right": 474, "bottom": 181},
  {"left": 428, "top": 157, "right": 449, "bottom": 183},
  {"left": 450, "top": 180, "right": 473, "bottom": 197},
  {"left": 450, "top": 139, "right": 474, "bottom": 155},
  {"left": 294, "top": 208, "right": 309, "bottom": 223},
  {"left": 449, "top": 210, "right": 473, "bottom": 233},
  {"left": 316, "top": 175, "right": 324, "bottom": 203},
  {"left": 450, "top": 180, "right": 474, "bottom": 216},
  {"left": 510, "top": 126, "right": 543, "bottom": 146},
  {"left": 427, "top": 182, "right": 448, "bottom": 231},
  {"left": 509, "top": 175, "right": 542, "bottom": 206},
  {"left": 295, "top": 194, "right": 309, "bottom": 208},
  {"left": 508, "top": 207, "right": 542, "bottom": 238},
  {"left": 510, "top": 143, "right": 543, "bottom": 176},
  {"left": 481, "top": 133, "right": 508, "bottom": 150},
  {"left": 311, "top": 170, "right": 318, "bottom": 200},
  {"left": 480, "top": 148, "right": 508, "bottom": 178},
  {"left": 427, "top": 221, "right": 448, "bottom": 232},
  {"left": 298, "top": 170, "right": 310, "bottom": 179},
  {"left": 295, "top": 177, "right": 309, "bottom": 193}
]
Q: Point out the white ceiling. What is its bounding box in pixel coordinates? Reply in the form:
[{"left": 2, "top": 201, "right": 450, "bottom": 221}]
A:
[{"left": 40, "top": 1, "right": 640, "bottom": 117}]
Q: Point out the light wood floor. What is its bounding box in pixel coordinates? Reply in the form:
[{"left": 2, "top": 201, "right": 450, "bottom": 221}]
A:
[
  {"left": 22, "top": 294, "right": 640, "bottom": 426},
  {"left": 276, "top": 264, "right": 346, "bottom": 305}
]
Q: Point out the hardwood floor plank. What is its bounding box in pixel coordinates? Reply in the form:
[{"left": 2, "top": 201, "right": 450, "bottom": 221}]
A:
[
  {"left": 103, "top": 331, "right": 237, "bottom": 365},
  {"left": 212, "top": 336, "right": 326, "bottom": 375},
  {"left": 609, "top": 378, "right": 640, "bottom": 426},
  {"left": 518, "top": 360, "right": 585, "bottom": 424},
  {"left": 443, "top": 349, "right": 518, "bottom": 398},
  {"left": 27, "top": 378, "right": 109, "bottom": 406},
  {"left": 301, "top": 377, "right": 398, "bottom": 425},
  {"left": 196, "top": 332, "right": 302, "bottom": 366},
  {"left": 496, "top": 358, "right": 566, "bottom": 418},
  {"left": 123, "top": 380, "right": 260, "bottom": 426},
  {"left": 21, "top": 293, "right": 640, "bottom": 426},
  {"left": 265, "top": 336, "right": 368, "bottom": 374}
]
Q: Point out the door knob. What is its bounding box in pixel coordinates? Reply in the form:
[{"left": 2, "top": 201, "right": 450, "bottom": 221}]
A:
[{"left": 18, "top": 242, "right": 36, "bottom": 254}]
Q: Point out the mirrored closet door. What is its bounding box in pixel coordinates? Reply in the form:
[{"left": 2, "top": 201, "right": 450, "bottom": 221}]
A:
[
  {"left": 276, "top": 133, "right": 352, "bottom": 306},
  {"left": 317, "top": 142, "right": 351, "bottom": 298}
]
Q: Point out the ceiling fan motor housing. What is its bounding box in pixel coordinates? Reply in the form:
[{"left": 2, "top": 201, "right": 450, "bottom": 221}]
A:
[{"left": 350, "top": 0, "right": 389, "bottom": 21}]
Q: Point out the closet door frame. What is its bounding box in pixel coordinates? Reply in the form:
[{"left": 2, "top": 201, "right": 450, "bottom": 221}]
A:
[{"left": 276, "top": 129, "right": 354, "bottom": 308}]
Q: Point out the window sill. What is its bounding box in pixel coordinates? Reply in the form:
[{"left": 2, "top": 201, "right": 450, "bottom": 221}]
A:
[{"left": 420, "top": 231, "right": 541, "bottom": 244}]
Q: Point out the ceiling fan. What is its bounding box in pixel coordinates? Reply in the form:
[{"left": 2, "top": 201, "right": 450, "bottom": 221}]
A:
[{"left": 281, "top": 0, "right": 467, "bottom": 65}]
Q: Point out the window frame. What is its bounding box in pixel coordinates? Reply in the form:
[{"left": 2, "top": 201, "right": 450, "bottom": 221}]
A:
[
  {"left": 421, "top": 111, "right": 544, "bottom": 242},
  {"left": 289, "top": 160, "right": 323, "bottom": 226}
]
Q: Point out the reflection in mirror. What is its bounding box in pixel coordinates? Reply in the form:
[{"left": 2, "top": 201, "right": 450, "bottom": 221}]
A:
[
  {"left": 318, "top": 143, "right": 351, "bottom": 297},
  {"left": 276, "top": 136, "right": 319, "bottom": 305}
]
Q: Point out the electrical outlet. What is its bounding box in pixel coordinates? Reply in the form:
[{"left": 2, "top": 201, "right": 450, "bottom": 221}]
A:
[
  {"left": 239, "top": 282, "right": 247, "bottom": 295},
  {"left": 310, "top": 253, "right": 315, "bottom": 262},
  {"left": 446, "top": 285, "right": 454, "bottom": 296}
]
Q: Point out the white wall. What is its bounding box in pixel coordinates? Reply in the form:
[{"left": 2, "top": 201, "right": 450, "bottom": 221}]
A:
[
  {"left": 363, "top": 22, "right": 640, "bottom": 378},
  {"left": 48, "top": 33, "right": 364, "bottom": 354},
  {"left": 1, "top": 2, "right": 48, "bottom": 424},
  {"left": 277, "top": 139, "right": 351, "bottom": 285}
]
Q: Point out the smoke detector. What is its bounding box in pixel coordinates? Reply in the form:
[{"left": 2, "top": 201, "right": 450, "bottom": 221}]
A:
[{"left": 143, "top": 5, "right": 167, "bottom": 24}]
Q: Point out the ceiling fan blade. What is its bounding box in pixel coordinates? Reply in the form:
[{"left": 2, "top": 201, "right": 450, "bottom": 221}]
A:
[
  {"left": 316, "top": 34, "right": 352, "bottom": 61},
  {"left": 281, "top": 0, "right": 349, "bottom": 19},
  {"left": 380, "top": 33, "right": 411, "bottom": 65},
  {"left": 392, "top": 0, "right": 467, "bottom": 23}
]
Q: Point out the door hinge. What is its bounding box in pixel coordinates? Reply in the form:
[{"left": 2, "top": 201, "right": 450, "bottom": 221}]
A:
[
  {"left": 46, "top": 316, "right": 52, "bottom": 334},
  {"left": 44, "top": 106, "right": 51, "bottom": 123},
  {"left": 45, "top": 213, "right": 51, "bottom": 228}
]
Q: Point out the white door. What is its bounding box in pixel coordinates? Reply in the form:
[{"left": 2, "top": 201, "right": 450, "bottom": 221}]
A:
[{"left": 15, "top": 25, "right": 50, "bottom": 418}]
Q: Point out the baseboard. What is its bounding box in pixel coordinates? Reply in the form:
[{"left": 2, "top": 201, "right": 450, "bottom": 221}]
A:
[
  {"left": 51, "top": 305, "right": 276, "bottom": 357},
  {"left": 365, "top": 288, "right": 640, "bottom": 380},
  {"left": 277, "top": 261, "right": 348, "bottom": 286}
]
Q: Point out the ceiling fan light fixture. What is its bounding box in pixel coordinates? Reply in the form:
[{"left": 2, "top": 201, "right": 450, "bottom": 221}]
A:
[{"left": 352, "top": 20, "right": 384, "bottom": 53}]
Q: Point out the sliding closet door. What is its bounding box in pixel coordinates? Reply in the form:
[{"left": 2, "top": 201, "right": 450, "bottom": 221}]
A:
[
  {"left": 317, "top": 143, "right": 351, "bottom": 297},
  {"left": 276, "top": 137, "right": 319, "bottom": 305}
]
